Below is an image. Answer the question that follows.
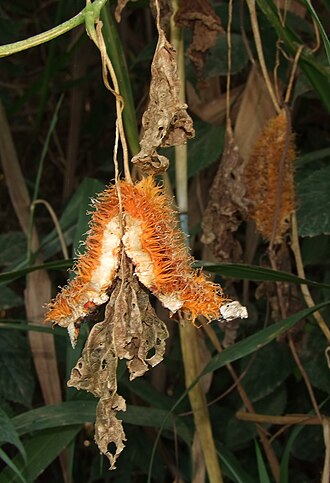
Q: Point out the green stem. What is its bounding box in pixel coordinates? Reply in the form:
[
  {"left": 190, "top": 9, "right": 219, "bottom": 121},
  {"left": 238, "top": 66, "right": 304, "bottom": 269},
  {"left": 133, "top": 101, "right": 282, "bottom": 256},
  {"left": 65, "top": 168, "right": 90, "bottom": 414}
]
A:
[
  {"left": 0, "top": 0, "right": 108, "bottom": 58},
  {"left": 100, "top": 4, "right": 140, "bottom": 157}
]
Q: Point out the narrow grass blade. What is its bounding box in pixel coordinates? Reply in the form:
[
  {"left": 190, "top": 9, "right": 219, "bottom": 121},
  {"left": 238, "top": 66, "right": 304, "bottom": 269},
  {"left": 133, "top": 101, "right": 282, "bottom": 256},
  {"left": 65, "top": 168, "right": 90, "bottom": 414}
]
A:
[
  {"left": 216, "top": 441, "right": 255, "bottom": 483},
  {"left": 255, "top": 440, "right": 272, "bottom": 483},
  {"left": 12, "top": 401, "right": 192, "bottom": 445},
  {"left": 0, "top": 427, "right": 80, "bottom": 483},
  {"left": 202, "top": 302, "right": 330, "bottom": 376},
  {"left": 0, "top": 260, "right": 72, "bottom": 284},
  {"left": 200, "top": 262, "right": 330, "bottom": 290},
  {"left": 0, "top": 450, "right": 27, "bottom": 483},
  {"left": 303, "top": 0, "right": 330, "bottom": 65}
]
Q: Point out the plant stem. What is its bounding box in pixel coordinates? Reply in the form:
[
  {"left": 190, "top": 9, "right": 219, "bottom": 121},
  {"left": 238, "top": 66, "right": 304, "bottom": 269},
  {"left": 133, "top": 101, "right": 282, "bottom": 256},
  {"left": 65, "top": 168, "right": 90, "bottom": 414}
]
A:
[
  {"left": 236, "top": 411, "right": 326, "bottom": 425},
  {"left": 170, "top": 2, "right": 223, "bottom": 482},
  {"left": 0, "top": 0, "right": 108, "bottom": 58}
]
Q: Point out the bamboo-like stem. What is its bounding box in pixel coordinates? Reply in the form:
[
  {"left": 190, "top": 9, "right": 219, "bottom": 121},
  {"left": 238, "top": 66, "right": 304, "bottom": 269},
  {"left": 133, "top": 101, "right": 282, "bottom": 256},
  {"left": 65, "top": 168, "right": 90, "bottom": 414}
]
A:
[
  {"left": 322, "top": 419, "right": 330, "bottom": 483},
  {"left": 246, "top": 0, "right": 281, "bottom": 114},
  {"left": 170, "top": 2, "right": 223, "bottom": 482},
  {"left": 180, "top": 323, "right": 224, "bottom": 483},
  {"left": 291, "top": 213, "right": 330, "bottom": 344},
  {"left": 0, "top": 0, "right": 108, "bottom": 58}
]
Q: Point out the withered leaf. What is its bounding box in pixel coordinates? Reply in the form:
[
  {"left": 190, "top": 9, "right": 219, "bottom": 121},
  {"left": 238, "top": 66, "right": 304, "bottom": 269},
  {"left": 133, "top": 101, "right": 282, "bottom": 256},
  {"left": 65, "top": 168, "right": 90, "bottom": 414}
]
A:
[
  {"left": 113, "top": 260, "right": 169, "bottom": 380},
  {"left": 132, "top": 27, "right": 194, "bottom": 174},
  {"left": 201, "top": 127, "right": 248, "bottom": 262},
  {"left": 175, "top": 0, "right": 223, "bottom": 76},
  {"left": 150, "top": 0, "right": 173, "bottom": 31},
  {"left": 67, "top": 255, "right": 168, "bottom": 468},
  {"left": 114, "top": 0, "right": 139, "bottom": 23}
]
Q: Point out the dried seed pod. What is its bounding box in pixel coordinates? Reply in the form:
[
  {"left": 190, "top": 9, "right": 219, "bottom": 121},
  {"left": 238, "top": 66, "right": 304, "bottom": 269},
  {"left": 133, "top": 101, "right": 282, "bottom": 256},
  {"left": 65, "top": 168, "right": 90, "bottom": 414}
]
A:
[
  {"left": 121, "top": 177, "right": 247, "bottom": 322},
  {"left": 45, "top": 186, "right": 121, "bottom": 346},
  {"left": 46, "top": 177, "right": 248, "bottom": 348},
  {"left": 244, "top": 109, "right": 296, "bottom": 243}
]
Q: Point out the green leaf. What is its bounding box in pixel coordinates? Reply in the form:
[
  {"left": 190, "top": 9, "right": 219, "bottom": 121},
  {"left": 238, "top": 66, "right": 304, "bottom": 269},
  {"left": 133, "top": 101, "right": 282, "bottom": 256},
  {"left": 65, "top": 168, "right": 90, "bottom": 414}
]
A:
[
  {"left": 297, "top": 147, "right": 330, "bottom": 168},
  {"left": 0, "top": 331, "right": 35, "bottom": 407},
  {"left": 204, "top": 33, "right": 249, "bottom": 77},
  {"left": 280, "top": 424, "right": 306, "bottom": 483},
  {"left": 291, "top": 425, "right": 324, "bottom": 462},
  {"left": 237, "top": 343, "right": 292, "bottom": 402},
  {"left": 297, "top": 165, "right": 330, "bottom": 236},
  {"left": 300, "top": 323, "right": 330, "bottom": 394},
  {"left": 0, "top": 450, "right": 27, "bottom": 483},
  {"left": 201, "top": 302, "right": 330, "bottom": 376},
  {"left": 71, "top": 179, "right": 105, "bottom": 254},
  {"left": 122, "top": 378, "right": 174, "bottom": 410},
  {"left": 188, "top": 121, "right": 225, "bottom": 178},
  {"left": 40, "top": 177, "right": 105, "bottom": 260},
  {"left": 0, "top": 426, "right": 80, "bottom": 483},
  {"left": 0, "top": 287, "right": 23, "bottom": 310},
  {"left": 216, "top": 441, "right": 255, "bottom": 483},
  {"left": 255, "top": 441, "right": 272, "bottom": 483},
  {"left": 198, "top": 262, "right": 330, "bottom": 289},
  {"left": 0, "top": 321, "right": 65, "bottom": 337},
  {"left": 100, "top": 5, "right": 140, "bottom": 156},
  {"left": 0, "top": 408, "right": 26, "bottom": 461},
  {"left": 12, "top": 401, "right": 192, "bottom": 445},
  {"left": 0, "top": 259, "right": 72, "bottom": 284},
  {"left": 0, "top": 233, "right": 26, "bottom": 268}
]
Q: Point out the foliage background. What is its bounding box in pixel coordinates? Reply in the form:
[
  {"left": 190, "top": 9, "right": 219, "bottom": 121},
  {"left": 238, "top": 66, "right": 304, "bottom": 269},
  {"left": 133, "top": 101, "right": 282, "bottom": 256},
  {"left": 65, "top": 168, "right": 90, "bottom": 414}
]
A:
[{"left": 0, "top": 0, "right": 330, "bottom": 482}]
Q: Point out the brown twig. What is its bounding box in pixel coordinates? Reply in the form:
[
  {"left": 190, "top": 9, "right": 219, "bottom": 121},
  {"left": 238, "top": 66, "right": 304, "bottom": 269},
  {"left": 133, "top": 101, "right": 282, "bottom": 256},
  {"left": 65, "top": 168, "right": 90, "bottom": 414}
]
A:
[
  {"left": 288, "top": 333, "right": 322, "bottom": 421},
  {"left": 284, "top": 45, "right": 304, "bottom": 104},
  {"left": 290, "top": 214, "right": 330, "bottom": 345},
  {"left": 94, "top": 21, "right": 132, "bottom": 184},
  {"left": 236, "top": 411, "right": 326, "bottom": 426},
  {"left": 226, "top": 0, "right": 233, "bottom": 126},
  {"left": 246, "top": 0, "right": 281, "bottom": 114}
]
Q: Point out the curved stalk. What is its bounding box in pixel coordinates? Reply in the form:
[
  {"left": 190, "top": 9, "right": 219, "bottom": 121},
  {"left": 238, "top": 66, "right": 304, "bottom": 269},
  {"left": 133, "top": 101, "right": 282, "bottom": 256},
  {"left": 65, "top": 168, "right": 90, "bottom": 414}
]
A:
[{"left": 0, "top": 0, "right": 108, "bottom": 58}]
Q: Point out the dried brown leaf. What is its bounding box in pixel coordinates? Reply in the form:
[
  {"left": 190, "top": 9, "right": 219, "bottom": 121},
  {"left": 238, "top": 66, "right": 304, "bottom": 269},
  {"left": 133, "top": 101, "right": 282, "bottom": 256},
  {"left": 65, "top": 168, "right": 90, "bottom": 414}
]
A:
[
  {"left": 113, "top": 261, "right": 169, "bottom": 380},
  {"left": 150, "top": 0, "right": 173, "bottom": 30},
  {"left": 234, "top": 66, "right": 276, "bottom": 162},
  {"left": 201, "top": 127, "right": 248, "bottom": 262},
  {"left": 68, "top": 256, "right": 168, "bottom": 468},
  {"left": 114, "top": 0, "right": 138, "bottom": 22},
  {"left": 175, "top": 0, "right": 223, "bottom": 76},
  {"left": 132, "top": 28, "right": 194, "bottom": 174},
  {"left": 116, "top": 0, "right": 172, "bottom": 26}
]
